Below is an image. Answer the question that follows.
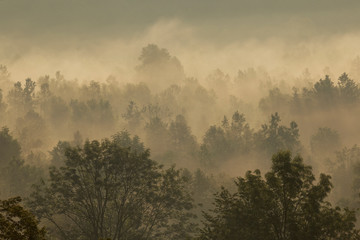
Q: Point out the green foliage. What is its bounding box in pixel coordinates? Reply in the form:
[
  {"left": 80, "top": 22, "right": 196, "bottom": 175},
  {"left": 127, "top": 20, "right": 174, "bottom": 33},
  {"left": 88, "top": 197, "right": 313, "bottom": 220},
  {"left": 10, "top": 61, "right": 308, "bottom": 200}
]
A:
[
  {"left": 0, "top": 197, "right": 46, "bottom": 240},
  {"left": 200, "top": 151, "right": 360, "bottom": 240},
  {"left": 2, "top": 158, "right": 43, "bottom": 198},
  {"left": 225, "top": 111, "right": 253, "bottom": 154},
  {"left": 0, "top": 89, "right": 7, "bottom": 121},
  {"left": 39, "top": 85, "right": 70, "bottom": 129},
  {"left": 168, "top": 114, "right": 199, "bottom": 163},
  {"left": 260, "top": 73, "right": 360, "bottom": 116},
  {"left": 122, "top": 101, "right": 143, "bottom": 131},
  {"left": 312, "top": 75, "right": 338, "bottom": 108},
  {"left": 259, "top": 88, "right": 291, "bottom": 114},
  {"left": 200, "top": 111, "right": 252, "bottom": 167},
  {"left": 338, "top": 73, "right": 360, "bottom": 104},
  {"left": 7, "top": 78, "right": 36, "bottom": 115},
  {"left": 112, "top": 130, "right": 145, "bottom": 154},
  {"left": 200, "top": 125, "right": 228, "bottom": 167},
  {"left": 49, "top": 141, "right": 72, "bottom": 167},
  {"left": 184, "top": 169, "right": 233, "bottom": 228},
  {"left": 254, "top": 113, "right": 300, "bottom": 155},
  {"left": 70, "top": 98, "right": 114, "bottom": 126},
  {"left": 145, "top": 116, "right": 171, "bottom": 158},
  {"left": 0, "top": 127, "right": 21, "bottom": 165},
  {"left": 15, "top": 111, "right": 48, "bottom": 153},
  {"left": 0, "top": 127, "right": 43, "bottom": 198},
  {"left": 28, "top": 137, "right": 196, "bottom": 240}
]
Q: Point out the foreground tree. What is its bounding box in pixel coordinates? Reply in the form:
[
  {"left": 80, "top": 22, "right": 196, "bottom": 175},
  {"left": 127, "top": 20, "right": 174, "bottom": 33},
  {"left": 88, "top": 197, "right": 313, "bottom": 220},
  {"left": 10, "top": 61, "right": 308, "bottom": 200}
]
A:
[
  {"left": 200, "top": 151, "right": 359, "bottom": 240},
  {"left": 28, "top": 137, "right": 195, "bottom": 240},
  {"left": 0, "top": 197, "right": 46, "bottom": 240}
]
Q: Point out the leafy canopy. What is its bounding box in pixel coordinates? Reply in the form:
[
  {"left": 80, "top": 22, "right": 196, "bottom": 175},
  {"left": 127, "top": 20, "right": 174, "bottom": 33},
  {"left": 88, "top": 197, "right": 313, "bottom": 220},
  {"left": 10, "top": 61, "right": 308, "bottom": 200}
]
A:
[
  {"left": 28, "top": 135, "right": 196, "bottom": 240},
  {"left": 200, "top": 151, "right": 359, "bottom": 240},
  {"left": 0, "top": 197, "right": 46, "bottom": 240}
]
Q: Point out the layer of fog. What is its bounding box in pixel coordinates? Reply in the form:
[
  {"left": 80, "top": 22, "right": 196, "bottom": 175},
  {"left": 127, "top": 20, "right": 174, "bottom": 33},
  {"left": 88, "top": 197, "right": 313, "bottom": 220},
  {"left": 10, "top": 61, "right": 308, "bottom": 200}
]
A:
[
  {"left": 1, "top": 19, "right": 360, "bottom": 83},
  {"left": 2, "top": 5, "right": 360, "bottom": 207}
]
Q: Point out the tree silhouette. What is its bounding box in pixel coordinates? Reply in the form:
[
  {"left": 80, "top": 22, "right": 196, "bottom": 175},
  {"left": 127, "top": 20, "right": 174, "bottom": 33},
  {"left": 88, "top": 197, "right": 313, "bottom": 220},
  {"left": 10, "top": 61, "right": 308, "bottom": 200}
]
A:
[{"left": 200, "top": 151, "right": 359, "bottom": 240}]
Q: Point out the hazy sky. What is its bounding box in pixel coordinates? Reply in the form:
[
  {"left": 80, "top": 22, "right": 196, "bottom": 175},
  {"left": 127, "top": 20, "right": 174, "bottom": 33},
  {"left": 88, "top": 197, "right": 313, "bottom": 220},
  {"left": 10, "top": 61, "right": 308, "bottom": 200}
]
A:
[
  {"left": 1, "top": 0, "right": 360, "bottom": 41},
  {"left": 1, "top": 0, "right": 360, "bottom": 80}
]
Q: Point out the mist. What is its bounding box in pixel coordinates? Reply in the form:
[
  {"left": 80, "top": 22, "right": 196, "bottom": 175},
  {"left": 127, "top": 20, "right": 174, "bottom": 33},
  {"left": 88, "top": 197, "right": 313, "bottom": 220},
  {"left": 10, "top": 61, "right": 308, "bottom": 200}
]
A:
[{"left": 1, "top": 0, "right": 360, "bottom": 239}]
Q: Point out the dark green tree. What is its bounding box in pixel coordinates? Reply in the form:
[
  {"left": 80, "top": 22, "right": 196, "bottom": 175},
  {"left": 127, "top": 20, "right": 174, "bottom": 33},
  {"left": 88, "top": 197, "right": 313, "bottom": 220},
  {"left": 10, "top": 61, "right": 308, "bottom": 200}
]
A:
[
  {"left": 112, "top": 130, "right": 145, "bottom": 154},
  {"left": 254, "top": 113, "right": 300, "bottom": 156},
  {"left": 338, "top": 73, "right": 359, "bottom": 105},
  {"left": 28, "top": 137, "right": 195, "bottom": 240},
  {"left": 200, "top": 151, "right": 359, "bottom": 240},
  {"left": 327, "top": 145, "right": 360, "bottom": 207},
  {"left": 168, "top": 115, "right": 198, "bottom": 165},
  {"left": 312, "top": 75, "right": 338, "bottom": 108},
  {"left": 0, "top": 127, "right": 43, "bottom": 198},
  {"left": 38, "top": 82, "right": 70, "bottom": 130},
  {"left": 0, "top": 127, "right": 21, "bottom": 165},
  {"left": 0, "top": 89, "right": 7, "bottom": 123},
  {"left": 200, "top": 111, "right": 253, "bottom": 168},
  {"left": 144, "top": 116, "right": 171, "bottom": 162},
  {"left": 200, "top": 125, "right": 228, "bottom": 167},
  {"left": 15, "top": 110, "right": 48, "bottom": 153},
  {"left": 0, "top": 197, "right": 46, "bottom": 240},
  {"left": 259, "top": 88, "right": 291, "bottom": 114},
  {"left": 225, "top": 111, "right": 252, "bottom": 154},
  {"left": 7, "top": 78, "right": 36, "bottom": 115}
]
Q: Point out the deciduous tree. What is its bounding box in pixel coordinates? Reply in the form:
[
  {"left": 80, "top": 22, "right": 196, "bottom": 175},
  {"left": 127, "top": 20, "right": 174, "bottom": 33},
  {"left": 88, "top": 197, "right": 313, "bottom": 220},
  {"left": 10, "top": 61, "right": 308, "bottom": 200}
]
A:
[{"left": 200, "top": 151, "right": 359, "bottom": 240}]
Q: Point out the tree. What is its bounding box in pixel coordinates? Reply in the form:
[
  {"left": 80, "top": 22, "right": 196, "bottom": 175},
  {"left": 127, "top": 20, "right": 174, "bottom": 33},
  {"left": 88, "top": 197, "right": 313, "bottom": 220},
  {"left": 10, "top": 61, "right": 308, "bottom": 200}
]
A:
[
  {"left": 0, "top": 89, "right": 7, "bottom": 123},
  {"left": 0, "top": 65, "right": 11, "bottom": 90},
  {"left": 112, "top": 130, "right": 145, "bottom": 154},
  {"left": 38, "top": 82, "right": 70, "bottom": 131},
  {"left": 312, "top": 75, "right": 338, "bottom": 108},
  {"left": 136, "top": 44, "right": 185, "bottom": 92},
  {"left": 0, "top": 127, "right": 43, "bottom": 198},
  {"left": 2, "top": 157, "right": 43, "bottom": 198},
  {"left": 328, "top": 145, "right": 360, "bottom": 207},
  {"left": 200, "top": 125, "right": 228, "bottom": 167},
  {"left": 205, "top": 69, "right": 230, "bottom": 97},
  {"left": 200, "top": 111, "right": 252, "bottom": 168},
  {"left": 7, "top": 78, "right": 36, "bottom": 115},
  {"left": 122, "top": 101, "right": 143, "bottom": 132},
  {"left": 254, "top": 113, "right": 300, "bottom": 156},
  {"left": 259, "top": 88, "right": 291, "bottom": 114},
  {"left": 0, "top": 197, "right": 46, "bottom": 240},
  {"left": 28, "top": 137, "right": 195, "bottom": 240},
  {"left": 168, "top": 114, "right": 198, "bottom": 164},
  {"left": 338, "top": 73, "right": 359, "bottom": 105},
  {"left": 15, "top": 110, "right": 48, "bottom": 153},
  {"left": 69, "top": 98, "right": 115, "bottom": 136},
  {"left": 200, "top": 151, "right": 359, "bottom": 240},
  {"left": 225, "top": 111, "right": 252, "bottom": 154},
  {"left": 144, "top": 116, "right": 171, "bottom": 162},
  {"left": 0, "top": 127, "right": 21, "bottom": 166}
]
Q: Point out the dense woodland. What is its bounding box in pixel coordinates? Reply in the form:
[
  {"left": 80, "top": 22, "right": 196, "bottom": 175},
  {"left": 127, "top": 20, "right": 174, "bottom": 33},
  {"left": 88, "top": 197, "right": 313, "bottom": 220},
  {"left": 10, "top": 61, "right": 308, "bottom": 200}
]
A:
[{"left": 2, "top": 45, "right": 360, "bottom": 239}]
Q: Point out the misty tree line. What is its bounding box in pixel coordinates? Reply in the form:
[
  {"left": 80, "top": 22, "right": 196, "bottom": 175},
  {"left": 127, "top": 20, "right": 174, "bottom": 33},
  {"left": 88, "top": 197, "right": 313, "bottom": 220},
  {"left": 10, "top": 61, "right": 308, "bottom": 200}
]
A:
[
  {"left": 2, "top": 45, "right": 360, "bottom": 239},
  {"left": 1, "top": 133, "right": 360, "bottom": 239}
]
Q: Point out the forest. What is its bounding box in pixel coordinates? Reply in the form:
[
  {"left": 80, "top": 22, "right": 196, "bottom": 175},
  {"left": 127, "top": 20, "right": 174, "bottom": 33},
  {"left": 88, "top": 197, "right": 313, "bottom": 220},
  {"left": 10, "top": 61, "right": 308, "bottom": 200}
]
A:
[{"left": 1, "top": 43, "right": 360, "bottom": 239}]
